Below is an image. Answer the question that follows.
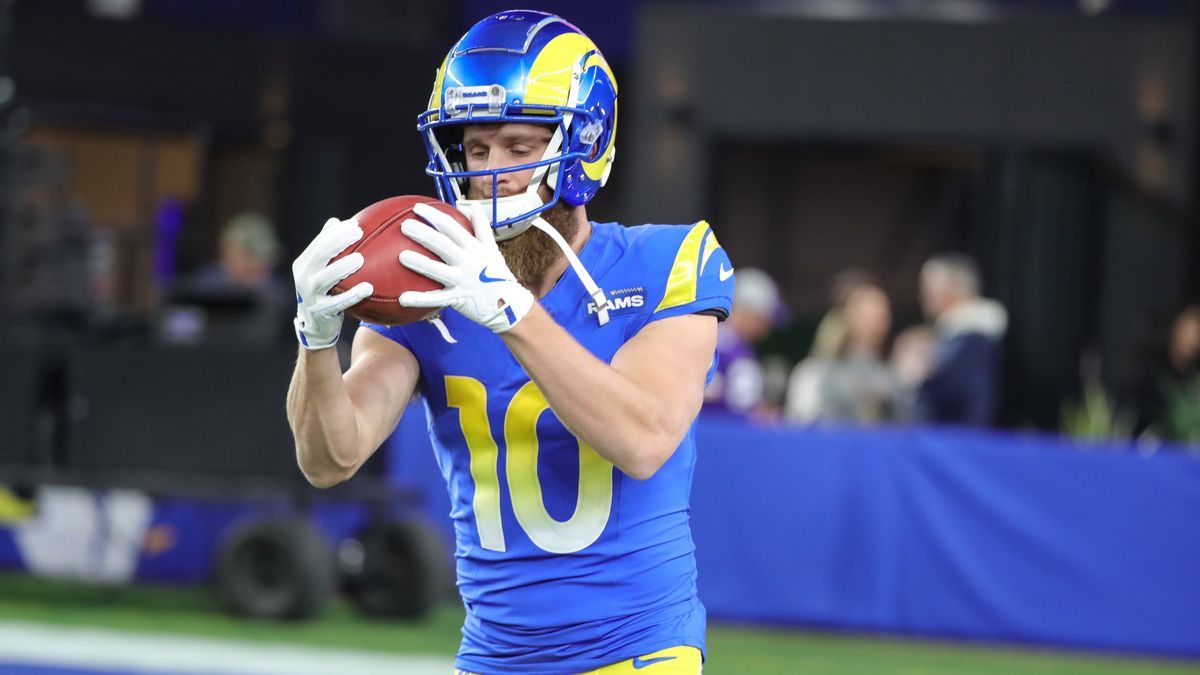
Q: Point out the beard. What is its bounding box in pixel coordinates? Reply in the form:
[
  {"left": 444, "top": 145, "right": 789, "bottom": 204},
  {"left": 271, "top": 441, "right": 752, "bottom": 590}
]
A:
[{"left": 498, "top": 201, "right": 579, "bottom": 289}]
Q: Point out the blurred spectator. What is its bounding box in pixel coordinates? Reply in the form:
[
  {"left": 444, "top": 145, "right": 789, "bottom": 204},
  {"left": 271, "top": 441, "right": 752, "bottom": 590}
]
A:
[
  {"left": 808, "top": 268, "right": 876, "bottom": 359},
  {"left": 704, "top": 267, "right": 785, "bottom": 417},
  {"left": 914, "top": 253, "right": 1007, "bottom": 426},
  {"left": 1121, "top": 303, "right": 1200, "bottom": 436},
  {"left": 193, "top": 212, "right": 283, "bottom": 292},
  {"left": 786, "top": 281, "right": 903, "bottom": 423},
  {"left": 889, "top": 324, "right": 936, "bottom": 421},
  {"left": 1166, "top": 305, "right": 1200, "bottom": 378},
  {"left": 161, "top": 212, "right": 290, "bottom": 345},
  {"left": 760, "top": 354, "right": 794, "bottom": 412}
]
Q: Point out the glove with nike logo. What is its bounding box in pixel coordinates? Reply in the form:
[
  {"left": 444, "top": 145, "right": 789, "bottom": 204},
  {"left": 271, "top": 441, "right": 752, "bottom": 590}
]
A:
[
  {"left": 292, "top": 217, "right": 374, "bottom": 350},
  {"left": 397, "top": 202, "right": 534, "bottom": 333}
]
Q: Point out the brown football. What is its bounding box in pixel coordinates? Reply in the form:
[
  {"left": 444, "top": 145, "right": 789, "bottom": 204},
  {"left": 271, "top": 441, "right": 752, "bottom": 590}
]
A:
[{"left": 331, "top": 195, "right": 473, "bottom": 326}]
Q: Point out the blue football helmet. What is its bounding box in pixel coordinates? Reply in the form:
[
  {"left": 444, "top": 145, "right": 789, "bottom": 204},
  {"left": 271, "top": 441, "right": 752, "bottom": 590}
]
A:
[{"left": 417, "top": 10, "right": 618, "bottom": 243}]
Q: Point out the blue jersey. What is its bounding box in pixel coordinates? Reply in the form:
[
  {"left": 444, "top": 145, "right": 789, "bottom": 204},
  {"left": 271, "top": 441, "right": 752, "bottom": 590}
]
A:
[{"left": 366, "top": 221, "right": 733, "bottom": 674}]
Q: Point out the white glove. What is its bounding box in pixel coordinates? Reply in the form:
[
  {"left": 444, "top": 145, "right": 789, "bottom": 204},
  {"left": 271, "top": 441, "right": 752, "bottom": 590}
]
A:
[
  {"left": 398, "top": 202, "right": 534, "bottom": 334},
  {"left": 292, "top": 217, "right": 374, "bottom": 350}
]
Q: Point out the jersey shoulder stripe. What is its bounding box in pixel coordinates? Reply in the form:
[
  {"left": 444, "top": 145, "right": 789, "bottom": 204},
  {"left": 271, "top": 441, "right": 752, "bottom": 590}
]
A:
[
  {"left": 655, "top": 221, "right": 712, "bottom": 313},
  {"left": 619, "top": 221, "right": 732, "bottom": 322}
]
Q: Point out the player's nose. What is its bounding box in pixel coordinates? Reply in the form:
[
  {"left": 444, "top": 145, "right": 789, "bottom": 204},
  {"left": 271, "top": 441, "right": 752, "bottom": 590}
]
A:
[{"left": 491, "top": 173, "right": 518, "bottom": 198}]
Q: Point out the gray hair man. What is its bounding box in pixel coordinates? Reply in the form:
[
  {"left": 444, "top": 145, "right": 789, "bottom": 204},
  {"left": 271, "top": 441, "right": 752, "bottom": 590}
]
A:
[{"left": 915, "top": 253, "right": 1007, "bottom": 425}]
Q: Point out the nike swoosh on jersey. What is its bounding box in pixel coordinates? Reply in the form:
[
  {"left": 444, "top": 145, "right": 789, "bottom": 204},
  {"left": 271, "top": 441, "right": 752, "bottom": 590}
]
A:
[
  {"left": 632, "top": 655, "right": 678, "bottom": 669},
  {"left": 478, "top": 268, "right": 506, "bottom": 283},
  {"left": 718, "top": 264, "right": 735, "bottom": 281}
]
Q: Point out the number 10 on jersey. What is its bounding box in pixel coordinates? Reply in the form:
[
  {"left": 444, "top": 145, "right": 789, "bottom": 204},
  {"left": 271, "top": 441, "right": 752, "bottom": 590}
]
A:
[{"left": 445, "top": 376, "right": 614, "bottom": 555}]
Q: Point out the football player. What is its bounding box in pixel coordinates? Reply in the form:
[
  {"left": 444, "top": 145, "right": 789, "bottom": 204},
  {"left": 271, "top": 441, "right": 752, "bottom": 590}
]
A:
[{"left": 287, "top": 10, "right": 734, "bottom": 674}]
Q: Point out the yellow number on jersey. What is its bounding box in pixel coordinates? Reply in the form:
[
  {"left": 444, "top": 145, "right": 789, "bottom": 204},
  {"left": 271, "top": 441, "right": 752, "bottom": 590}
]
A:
[{"left": 446, "top": 376, "right": 614, "bottom": 554}]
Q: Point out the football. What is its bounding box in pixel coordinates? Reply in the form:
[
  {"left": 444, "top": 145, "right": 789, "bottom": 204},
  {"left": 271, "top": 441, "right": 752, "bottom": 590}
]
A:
[{"left": 331, "top": 195, "right": 473, "bottom": 325}]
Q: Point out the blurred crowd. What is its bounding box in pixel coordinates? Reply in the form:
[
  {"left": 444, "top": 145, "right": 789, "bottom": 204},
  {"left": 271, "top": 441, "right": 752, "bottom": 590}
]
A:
[
  {"left": 158, "top": 212, "right": 293, "bottom": 347},
  {"left": 154, "top": 210, "right": 1196, "bottom": 443},
  {"left": 704, "top": 256, "right": 1199, "bottom": 444}
]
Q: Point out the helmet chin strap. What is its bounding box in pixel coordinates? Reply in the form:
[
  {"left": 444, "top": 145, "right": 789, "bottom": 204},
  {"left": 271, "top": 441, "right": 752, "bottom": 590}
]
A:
[
  {"left": 455, "top": 192, "right": 541, "bottom": 241},
  {"left": 529, "top": 216, "right": 609, "bottom": 326}
]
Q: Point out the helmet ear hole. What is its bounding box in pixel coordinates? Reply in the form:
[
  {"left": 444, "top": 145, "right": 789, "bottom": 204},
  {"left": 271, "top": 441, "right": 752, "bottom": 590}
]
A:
[
  {"left": 582, "top": 116, "right": 611, "bottom": 163},
  {"left": 433, "top": 126, "right": 469, "bottom": 196},
  {"left": 446, "top": 147, "right": 468, "bottom": 194}
]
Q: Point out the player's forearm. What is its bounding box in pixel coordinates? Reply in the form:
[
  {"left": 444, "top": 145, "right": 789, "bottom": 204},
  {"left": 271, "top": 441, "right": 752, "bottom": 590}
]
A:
[
  {"left": 286, "top": 348, "right": 366, "bottom": 487},
  {"left": 501, "top": 306, "right": 685, "bottom": 479}
]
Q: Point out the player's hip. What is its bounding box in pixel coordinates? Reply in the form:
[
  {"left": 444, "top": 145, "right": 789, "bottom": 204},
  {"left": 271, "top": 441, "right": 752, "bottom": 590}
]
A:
[
  {"left": 454, "top": 598, "right": 706, "bottom": 674},
  {"left": 456, "top": 555, "right": 701, "bottom": 633},
  {"left": 460, "top": 594, "right": 705, "bottom": 652}
]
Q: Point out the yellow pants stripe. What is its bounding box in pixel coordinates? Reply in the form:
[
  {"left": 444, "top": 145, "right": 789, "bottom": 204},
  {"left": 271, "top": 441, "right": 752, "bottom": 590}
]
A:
[{"left": 455, "top": 645, "right": 702, "bottom": 675}]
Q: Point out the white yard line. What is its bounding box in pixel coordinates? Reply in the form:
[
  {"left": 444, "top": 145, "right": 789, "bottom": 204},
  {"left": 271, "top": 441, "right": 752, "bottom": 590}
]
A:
[{"left": 0, "top": 620, "right": 452, "bottom": 675}]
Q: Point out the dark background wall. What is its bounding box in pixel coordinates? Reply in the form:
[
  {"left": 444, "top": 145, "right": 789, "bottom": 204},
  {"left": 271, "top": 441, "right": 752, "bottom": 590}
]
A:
[
  {"left": 0, "top": 0, "right": 1196, "bottom": 433},
  {"left": 627, "top": 4, "right": 1197, "bottom": 427}
]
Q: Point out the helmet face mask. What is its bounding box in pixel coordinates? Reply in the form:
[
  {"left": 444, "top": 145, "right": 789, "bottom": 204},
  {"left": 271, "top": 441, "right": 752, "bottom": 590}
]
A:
[{"left": 418, "top": 10, "right": 618, "bottom": 242}]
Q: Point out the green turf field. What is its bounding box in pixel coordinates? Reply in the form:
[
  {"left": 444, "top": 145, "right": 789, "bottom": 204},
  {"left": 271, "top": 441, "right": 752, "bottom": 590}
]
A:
[{"left": 0, "top": 573, "right": 1195, "bottom": 674}]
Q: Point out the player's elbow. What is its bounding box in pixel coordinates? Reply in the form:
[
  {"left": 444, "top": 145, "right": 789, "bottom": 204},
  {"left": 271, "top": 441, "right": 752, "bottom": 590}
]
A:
[
  {"left": 300, "top": 464, "right": 353, "bottom": 489},
  {"left": 620, "top": 414, "right": 690, "bottom": 480},
  {"left": 623, "top": 458, "right": 664, "bottom": 481},
  {"left": 295, "top": 445, "right": 358, "bottom": 489},
  {"left": 620, "top": 437, "right": 677, "bottom": 481},
  {"left": 590, "top": 403, "right": 692, "bottom": 480}
]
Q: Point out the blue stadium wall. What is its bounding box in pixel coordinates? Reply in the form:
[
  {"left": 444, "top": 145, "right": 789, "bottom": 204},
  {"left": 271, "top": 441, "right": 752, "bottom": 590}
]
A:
[{"left": 1, "top": 409, "right": 1197, "bottom": 657}]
